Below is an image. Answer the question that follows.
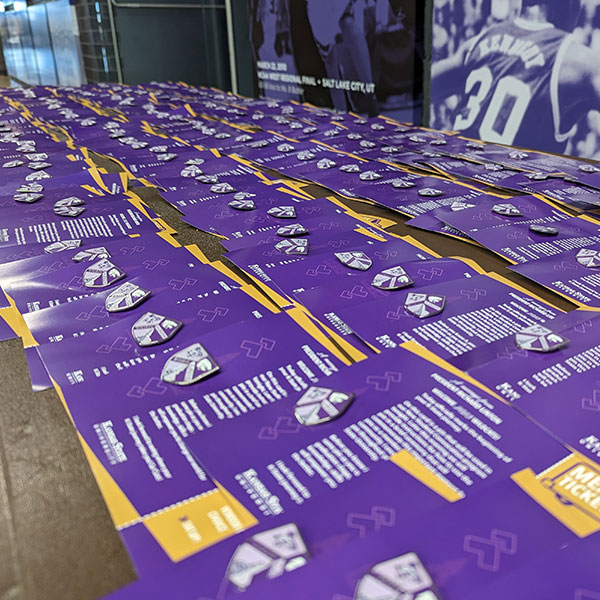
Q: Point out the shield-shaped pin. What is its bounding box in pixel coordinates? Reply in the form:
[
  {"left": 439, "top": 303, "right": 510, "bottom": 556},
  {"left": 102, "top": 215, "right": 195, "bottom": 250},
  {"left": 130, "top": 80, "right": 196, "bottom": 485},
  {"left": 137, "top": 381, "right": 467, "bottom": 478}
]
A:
[
  {"left": 404, "top": 293, "right": 445, "bottom": 318},
  {"left": 526, "top": 172, "right": 548, "bottom": 180},
  {"left": 16, "top": 183, "right": 43, "bottom": 193},
  {"left": 214, "top": 132, "right": 231, "bottom": 139},
  {"left": 80, "top": 118, "right": 96, "bottom": 127},
  {"left": 276, "top": 143, "right": 295, "bottom": 153},
  {"left": 28, "top": 161, "right": 51, "bottom": 170},
  {"left": 157, "top": 153, "right": 177, "bottom": 162},
  {"left": 24, "top": 153, "right": 48, "bottom": 161},
  {"left": 354, "top": 553, "right": 435, "bottom": 600},
  {"left": 105, "top": 282, "right": 151, "bottom": 312},
  {"left": 274, "top": 238, "right": 309, "bottom": 255},
  {"left": 430, "top": 138, "right": 447, "bottom": 146},
  {"left": 392, "top": 179, "right": 416, "bottom": 189},
  {"left": 180, "top": 165, "right": 203, "bottom": 177},
  {"left": 492, "top": 203, "right": 523, "bottom": 217},
  {"left": 82, "top": 259, "right": 125, "bottom": 288},
  {"left": 161, "top": 342, "right": 219, "bottom": 385},
  {"left": 409, "top": 135, "right": 427, "bottom": 143},
  {"left": 302, "top": 126, "right": 317, "bottom": 135},
  {"left": 381, "top": 146, "right": 399, "bottom": 153},
  {"left": 467, "top": 142, "right": 485, "bottom": 150},
  {"left": 276, "top": 223, "right": 308, "bottom": 237},
  {"left": 185, "top": 158, "right": 205, "bottom": 166},
  {"left": 335, "top": 251, "right": 372, "bottom": 271},
  {"left": 149, "top": 145, "right": 169, "bottom": 153},
  {"left": 3, "top": 160, "right": 24, "bottom": 168},
  {"left": 579, "top": 164, "right": 600, "bottom": 173},
  {"left": 233, "top": 191, "right": 256, "bottom": 201},
  {"left": 297, "top": 151, "right": 315, "bottom": 161},
  {"left": 14, "top": 192, "right": 43, "bottom": 204},
  {"left": 196, "top": 174, "right": 219, "bottom": 184},
  {"left": 450, "top": 201, "right": 475, "bottom": 212},
  {"left": 235, "top": 134, "right": 252, "bottom": 143},
  {"left": 229, "top": 199, "right": 256, "bottom": 211},
  {"left": 359, "top": 170, "right": 382, "bottom": 181},
  {"left": 226, "top": 524, "right": 308, "bottom": 591},
  {"left": 371, "top": 123, "right": 385, "bottom": 131},
  {"left": 509, "top": 151, "right": 528, "bottom": 159},
  {"left": 211, "top": 182, "right": 236, "bottom": 194},
  {"left": 26, "top": 170, "right": 51, "bottom": 181},
  {"left": 130, "top": 141, "right": 148, "bottom": 149},
  {"left": 131, "top": 312, "right": 183, "bottom": 346},
  {"left": 294, "top": 386, "right": 354, "bottom": 426},
  {"left": 418, "top": 188, "right": 444, "bottom": 197},
  {"left": 268, "top": 206, "right": 296, "bottom": 219},
  {"left": 484, "top": 163, "right": 503, "bottom": 171},
  {"left": 347, "top": 133, "right": 362, "bottom": 140},
  {"left": 529, "top": 224, "right": 558, "bottom": 236},
  {"left": 54, "top": 206, "right": 86, "bottom": 217},
  {"left": 72, "top": 247, "right": 111, "bottom": 263},
  {"left": 44, "top": 239, "right": 82, "bottom": 254},
  {"left": 372, "top": 266, "right": 414, "bottom": 290},
  {"left": 250, "top": 140, "right": 269, "bottom": 148},
  {"left": 339, "top": 164, "right": 361, "bottom": 173},
  {"left": 576, "top": 248, "right": 600, "bottom": 268},
  {"left": 359, "top": 140, "right": 376, "bottom": 149},
  {"left": 317, "top": 158, "right": 336, "bottom": 169},
  {"left": 54, "top": 196, "right": 85, "bottom": 208},
  {"left": 515, "top": 324, "right": 569, "bottom": 353}
]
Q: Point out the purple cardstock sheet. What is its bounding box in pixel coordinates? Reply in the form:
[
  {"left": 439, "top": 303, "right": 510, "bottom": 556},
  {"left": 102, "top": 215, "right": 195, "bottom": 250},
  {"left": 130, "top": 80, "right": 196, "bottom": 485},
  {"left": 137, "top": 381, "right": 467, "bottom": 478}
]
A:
[
  {"left": 0, "top": 316, "right": 17, "bottom": 342},
  {"left": 244, "top": 236, "right": 433, "bottom": 301},
  {"left": 176, "top": 189, "right": 308, "bottom": 237},
  {"left": 464, "top": 216, "right": 600, "bottom": 264},
  {"left": 335, "top": 274, "right": 560, "bottom": 362},
  {"left": 510, "top": 242, "right": 600, "bottom": 308},
  {"left": 54, "top": 312, "right": 343, "bottom": 531},
  {"left": 5, "top": 240, "right": 203, "bottom": 313},
  {"left": 24, "top": 345, "right": 53, "bottom": 392},
  {"left": 463, "top": 536, "right": 600, "bottom": 600},
  {"left": 110, "top": 456, "right": 448, "bottom": 589},
  {"left": 225, "top": 224, "right": 388, "bottom": 275},
  {"left": 406, "top": 211, "right": 475, "bottom": 240},
  {"left": 22, "top": 265, "right": 240, "bottom": 344},
  {"left": 436, "top": 195, "right": 571, "bottom": 235},
  {"left": 465, "top": 310, "right": 600, "bottom": 463},
  {"left": 188, "top": 344, "right": 568, "bottom": 511},
  {"left": 233, "top": 477, "right": 577, "bottom": 600},
  {"left": 106, "top": 345, "right": 572, "bottom": 594},
  {"left": 295, "top": 257, "right": 480, "bottom": 336},
  {"left": 183, "top": 194, "right": 347, "bottom": 240},
  {"left": 421, "top": 156, "right": 522, "bottom": 189},
  {"left": 0, "top": 201, "right": 159, "bottom": 248},
  {"left": 37, "top": 288, "right": 268, "bottom": 386}
]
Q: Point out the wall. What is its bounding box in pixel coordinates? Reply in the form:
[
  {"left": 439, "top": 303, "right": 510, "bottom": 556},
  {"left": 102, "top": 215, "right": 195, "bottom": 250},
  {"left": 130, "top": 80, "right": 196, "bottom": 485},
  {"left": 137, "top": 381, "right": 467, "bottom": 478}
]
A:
[{"left": 0, "top": 0, "right": 85, "bottom": 87}]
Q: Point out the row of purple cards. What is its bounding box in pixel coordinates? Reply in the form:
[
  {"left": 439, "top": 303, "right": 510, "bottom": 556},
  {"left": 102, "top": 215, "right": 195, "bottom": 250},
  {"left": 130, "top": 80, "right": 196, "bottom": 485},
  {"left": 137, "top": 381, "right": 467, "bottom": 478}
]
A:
[{"left": 0, "top": 81, "right": 599, "bottom": 600}]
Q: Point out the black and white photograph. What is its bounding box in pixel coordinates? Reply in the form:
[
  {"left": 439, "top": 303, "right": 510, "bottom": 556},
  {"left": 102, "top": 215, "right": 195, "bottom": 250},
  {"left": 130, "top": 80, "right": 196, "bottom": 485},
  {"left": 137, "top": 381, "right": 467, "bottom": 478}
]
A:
[{"left": 431, "top": 0, "right": 600, "bottom": 157}]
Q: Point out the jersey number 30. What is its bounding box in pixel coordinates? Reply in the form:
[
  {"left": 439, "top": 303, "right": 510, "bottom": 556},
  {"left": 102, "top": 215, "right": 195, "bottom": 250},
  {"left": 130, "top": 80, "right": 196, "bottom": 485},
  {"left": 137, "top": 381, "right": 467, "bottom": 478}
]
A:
[{"left": 454, "top": 66, "right": 532, "bottom": 144}]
